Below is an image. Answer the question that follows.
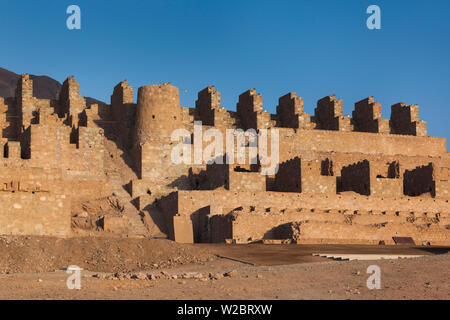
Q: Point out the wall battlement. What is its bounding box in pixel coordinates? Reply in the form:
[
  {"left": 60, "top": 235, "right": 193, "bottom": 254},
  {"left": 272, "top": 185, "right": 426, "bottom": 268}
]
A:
[{"left": 109, "top": 82, "right": 433, "bottom": 139}]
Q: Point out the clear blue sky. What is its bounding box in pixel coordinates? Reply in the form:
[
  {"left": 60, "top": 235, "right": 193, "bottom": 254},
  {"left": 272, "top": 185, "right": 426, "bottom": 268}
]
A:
[{"left": 1, "top": 0, "right": 449, "bottom": 142}]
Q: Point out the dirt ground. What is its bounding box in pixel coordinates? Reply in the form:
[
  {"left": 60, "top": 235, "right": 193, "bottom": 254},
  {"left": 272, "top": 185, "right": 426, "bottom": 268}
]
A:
[
  {"left": 0, "top": 236, "right": 448, "bottom": 300},
  {"left": 0, "top": 236, "right": 215, "bottom": 274}
]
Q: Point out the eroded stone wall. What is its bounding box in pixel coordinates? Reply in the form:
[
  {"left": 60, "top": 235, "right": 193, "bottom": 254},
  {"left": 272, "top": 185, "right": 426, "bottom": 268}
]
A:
[{"left": 1, "top": 75, "right": 449, "bottom": 245}]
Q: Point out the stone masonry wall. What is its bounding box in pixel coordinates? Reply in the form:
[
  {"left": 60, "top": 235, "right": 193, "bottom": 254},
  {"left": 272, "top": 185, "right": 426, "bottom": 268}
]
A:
[
  {"left": 172, "top": 190, "right": 450, "bottom": 245},
  {"left": 1, "top": 76, "right": 449, "bottom": 244}
]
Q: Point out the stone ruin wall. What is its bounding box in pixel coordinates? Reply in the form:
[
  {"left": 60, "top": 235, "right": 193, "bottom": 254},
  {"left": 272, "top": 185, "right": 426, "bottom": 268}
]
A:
[
  {"left": 171, "top": 190, "right": 450, "bottom": 245},
  {"left": 0, "top": 75, "right": 449, "bottom": 246},
  {"left": 0, "top": 75, "right": 110, "bottom": 236},
  {"left": 127, "top": 84, "right": 450, "bottom": 245}
]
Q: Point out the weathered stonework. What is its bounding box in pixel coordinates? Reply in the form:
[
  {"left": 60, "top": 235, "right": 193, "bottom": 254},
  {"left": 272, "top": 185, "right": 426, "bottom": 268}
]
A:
[
  {"left": 0, "top": 75, "right": 108, "bottom": 236},
  {"left": 0, "top": 74, "right": 449, "bottom": 246}
]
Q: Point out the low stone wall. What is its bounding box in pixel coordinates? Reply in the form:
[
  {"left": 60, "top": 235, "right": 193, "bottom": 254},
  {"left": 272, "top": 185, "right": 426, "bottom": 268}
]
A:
[
  {"left": 172, "top": 190, "right": 450, "bottom": 245},
  {"left": 0, "top": 192, "right": 71, "bottom": 236}
]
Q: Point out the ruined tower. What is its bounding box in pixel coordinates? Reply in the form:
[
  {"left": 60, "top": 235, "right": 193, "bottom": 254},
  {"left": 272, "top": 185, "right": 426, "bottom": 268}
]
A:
[
  {"left": 134, "top": 83, "right": 182, "bottom": 146},
  {"left": 132, "top": 83, "right": 184, "bottom": 179}
]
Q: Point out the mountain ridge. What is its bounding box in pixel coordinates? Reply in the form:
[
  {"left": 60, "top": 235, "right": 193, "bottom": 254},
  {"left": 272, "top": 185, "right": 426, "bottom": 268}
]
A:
[{"left": 0, "top": 67, "right": 103, "bottom": 106}]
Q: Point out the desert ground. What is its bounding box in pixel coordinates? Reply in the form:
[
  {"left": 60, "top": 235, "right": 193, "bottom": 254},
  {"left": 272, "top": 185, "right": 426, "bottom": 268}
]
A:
[{"left": 0, "top": 236, "right": 448, "bottom": 300}]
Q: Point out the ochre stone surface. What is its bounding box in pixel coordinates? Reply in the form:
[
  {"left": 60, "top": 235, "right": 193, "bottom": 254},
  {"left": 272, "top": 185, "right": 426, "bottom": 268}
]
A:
[{"left": 0, "top": 75, "right": 449, "bottom": 246}]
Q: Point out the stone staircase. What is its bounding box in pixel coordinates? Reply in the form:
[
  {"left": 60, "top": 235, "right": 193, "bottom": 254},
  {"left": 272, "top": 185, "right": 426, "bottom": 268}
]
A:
[
  {"left": 107, "top": 171, "right": 149, "bottom": 237},
  {"left": 103, "top": 137, "right": 150, "bottom": 237}
]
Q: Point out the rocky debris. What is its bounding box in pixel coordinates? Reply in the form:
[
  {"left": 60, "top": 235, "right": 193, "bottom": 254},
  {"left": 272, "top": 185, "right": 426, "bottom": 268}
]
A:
[
  {"left": 181, "top": 272, "right": 207, "bottom": 280},
  {"left": 131, "top": 273, "right": 147, "bottom": 280},
  {"left": 147, "top": 274, "right": 157, "bottom": 280},
  {"left": 93, "top": 270, "right": 234, "bottom": 282},
  {"left": 181, "top": 272, "right": 196, "bottom": 279},
  {"left": 0, "top": 236, "right": 216, "bottom": 274},
  {"left": 2, "top": 251, "right": 449, "bottom": 300},
  {"left": 71, "top": 196, "right": 126, "bottom": 232},
  {"left": 344, "top": 286, "right": 361, "bottom": 295},
  {"left": 224, "top": 270, "right": 238, "bottom": 277},
  {"left": 79, "top": 212, "right": 89, "bottom": 218},
  {"left": 210, "top": 272, "right": 224, "bottom": 280}
]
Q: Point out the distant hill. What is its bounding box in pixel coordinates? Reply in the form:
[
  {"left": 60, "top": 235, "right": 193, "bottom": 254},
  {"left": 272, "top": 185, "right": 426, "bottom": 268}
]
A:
[{"left": 0, "top": 67, "right": 104, "bottom": 106}]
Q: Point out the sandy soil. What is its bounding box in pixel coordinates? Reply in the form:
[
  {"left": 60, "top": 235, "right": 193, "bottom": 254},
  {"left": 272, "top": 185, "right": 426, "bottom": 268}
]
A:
[
  {"left": 0, "top": 236, "right": 215, "bottom": 274},
  {"left": 0, "top": 236, "right": 448, "bottom": 300}
]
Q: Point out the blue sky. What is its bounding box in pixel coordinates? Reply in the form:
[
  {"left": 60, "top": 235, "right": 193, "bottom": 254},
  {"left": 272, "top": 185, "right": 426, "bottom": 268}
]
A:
[{"left": 1, "top": 0, "right": 449, "bottom": 141}]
